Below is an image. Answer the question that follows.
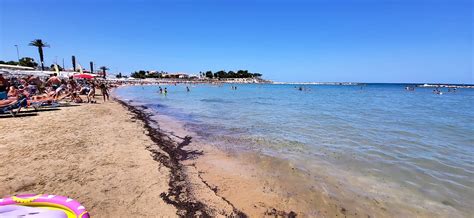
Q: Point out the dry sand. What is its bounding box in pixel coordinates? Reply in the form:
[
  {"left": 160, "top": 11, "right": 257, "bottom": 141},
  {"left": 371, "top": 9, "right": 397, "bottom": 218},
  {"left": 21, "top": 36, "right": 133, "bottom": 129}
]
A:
[{"left": 0, "top": 100, "right": 176, "bottom": 217}]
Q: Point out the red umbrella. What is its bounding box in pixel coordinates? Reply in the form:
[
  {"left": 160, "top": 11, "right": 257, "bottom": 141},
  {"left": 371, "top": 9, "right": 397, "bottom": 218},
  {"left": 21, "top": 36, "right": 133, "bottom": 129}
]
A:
[{"left": 73, "top": 73, "right": 96, "bottom": 79}]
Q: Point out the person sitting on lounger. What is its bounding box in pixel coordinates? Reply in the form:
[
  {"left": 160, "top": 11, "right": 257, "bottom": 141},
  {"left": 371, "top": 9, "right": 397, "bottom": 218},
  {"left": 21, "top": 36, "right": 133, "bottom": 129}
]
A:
[
  {"left": 46, "top": 73, "right": 61, "bottom": 90},
  {"left": 7, "top": 86, "right": 19, "bottom": 98},
  {"left": 0, "top": 73, "right": 9, "bottom": 100},
  {"left": 53, "top": 79, "right": 68, "bottom": 100},
  {"left": 27, "top": 76, "right": 42, "bottom": 94}
]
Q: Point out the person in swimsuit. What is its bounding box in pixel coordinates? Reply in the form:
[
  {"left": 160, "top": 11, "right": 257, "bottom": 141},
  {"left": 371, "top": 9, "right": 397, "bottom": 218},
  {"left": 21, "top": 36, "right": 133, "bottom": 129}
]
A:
[
  {"left": 54, "top": 79, "right": 68, "bottom": 100},
  {"left": 7, "top": 86, "right": 19, "bottom": 98},
  {"left": 71, "top": 92, "right": 83, "bottom": 103},
  {"left": 47, "top": 73, "right": 61, "bottom": 90},
  {"left": 99, "top": 82, "right": 109, "bottom": 102},
  {"left": 0, "top": 73, "right": 9, "bottom": 100},
  {"left": 67, "top": 77, "right": 78, "bottom": 93},
  {"left": 87, "top": 81, "right": 96, "bottom": 103}
]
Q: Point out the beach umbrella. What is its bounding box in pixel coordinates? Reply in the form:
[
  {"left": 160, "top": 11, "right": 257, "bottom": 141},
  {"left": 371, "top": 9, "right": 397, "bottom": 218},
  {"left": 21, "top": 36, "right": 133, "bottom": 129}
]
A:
[
  {"left": 73, "top": 73, "right": 96, "bottom": 79},
  {"left": 9, "top": 70, "right": 50, "bottom": 77}
]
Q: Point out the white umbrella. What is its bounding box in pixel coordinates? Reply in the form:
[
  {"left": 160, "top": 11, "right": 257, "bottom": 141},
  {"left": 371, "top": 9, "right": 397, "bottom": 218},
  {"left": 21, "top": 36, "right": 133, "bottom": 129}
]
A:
[
  {"left": 8, "top": 70, "right": 51, "bottom": 77},
  {"left": 0, "top": 64, "right": 35, "bottom": 70}
]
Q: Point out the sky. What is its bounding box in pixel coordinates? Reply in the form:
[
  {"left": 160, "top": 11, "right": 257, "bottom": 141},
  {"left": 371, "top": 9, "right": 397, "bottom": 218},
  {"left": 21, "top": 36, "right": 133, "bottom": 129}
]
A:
[{"left": 0, "top": 0, "right": 472, "bottom": 83}]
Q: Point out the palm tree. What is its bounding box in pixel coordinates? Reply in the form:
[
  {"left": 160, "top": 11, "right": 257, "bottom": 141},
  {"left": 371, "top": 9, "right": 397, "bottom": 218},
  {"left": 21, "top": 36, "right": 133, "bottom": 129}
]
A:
[
  {"left": 29, "top": 39, "right": 50, "bottom": 71},
  {"left": 100, "top": 66, "right": 109, "bottom": 79}
]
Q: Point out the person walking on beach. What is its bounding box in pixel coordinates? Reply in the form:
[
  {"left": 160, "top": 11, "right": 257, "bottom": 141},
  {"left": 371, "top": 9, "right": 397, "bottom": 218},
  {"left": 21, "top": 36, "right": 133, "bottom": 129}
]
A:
[
  {"left": 100, "top": 82, "right": 109, "bottom": 102},
  {"left": 87, "top": 81, "right": 96, "bottom": 103}
]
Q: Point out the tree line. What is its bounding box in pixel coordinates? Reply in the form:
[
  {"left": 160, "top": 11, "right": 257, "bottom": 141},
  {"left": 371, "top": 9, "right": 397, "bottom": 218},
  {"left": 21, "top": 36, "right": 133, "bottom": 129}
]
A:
[
  {"left": 0, "top": 57, "right": 65, "bottom": 71},
  {"left": 201, "top": 70, "right": 262, "bottom": 79},
  {"left": 199, "top": 70, "right": 262, "bottom": 79},
  {"left": 0, "top": 57, "right": 38, "bottom": 68},
  {"left": 130, "top": 70, "right": 163, "bottom": 79},
  {"left": 130, "top": 70, "right": 263, "bottom": 79}
]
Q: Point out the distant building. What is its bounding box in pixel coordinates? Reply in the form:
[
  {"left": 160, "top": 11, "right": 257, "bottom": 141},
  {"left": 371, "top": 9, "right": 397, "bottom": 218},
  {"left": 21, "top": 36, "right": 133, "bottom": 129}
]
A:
[{"left": 161, "top": 72, "right": 190, "bottom": 79}]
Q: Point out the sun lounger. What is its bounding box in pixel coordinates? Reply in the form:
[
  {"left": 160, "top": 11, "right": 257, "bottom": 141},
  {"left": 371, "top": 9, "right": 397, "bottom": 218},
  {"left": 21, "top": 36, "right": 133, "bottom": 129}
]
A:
[
  {"left": 0, "top": 98, "right": 28, "bottom": 117},
  {"left": 29, "top": 94, "right": 71, "bottom": 110}
]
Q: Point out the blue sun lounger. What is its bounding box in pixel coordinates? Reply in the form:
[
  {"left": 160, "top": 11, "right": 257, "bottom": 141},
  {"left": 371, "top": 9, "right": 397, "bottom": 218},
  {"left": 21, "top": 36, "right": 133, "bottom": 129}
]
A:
[{"left": 0, "top": 98, "right": 28, "bottom": 117}]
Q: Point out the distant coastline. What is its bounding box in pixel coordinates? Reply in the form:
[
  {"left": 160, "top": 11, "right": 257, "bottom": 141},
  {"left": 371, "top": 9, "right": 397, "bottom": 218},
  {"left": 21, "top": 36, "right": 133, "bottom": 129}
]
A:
[
  {"left": 111, "top": 77, "right": 474, "bottom": 88},
  {"left": 271, "top": 81, "right": 474, "bottom": 88}
]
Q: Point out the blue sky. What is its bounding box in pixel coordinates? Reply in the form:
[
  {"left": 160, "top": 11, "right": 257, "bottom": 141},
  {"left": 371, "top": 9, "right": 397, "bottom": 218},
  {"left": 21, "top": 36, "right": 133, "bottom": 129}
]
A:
[{"left": 0, "top": 0, "right": 472, "bottom": 83}]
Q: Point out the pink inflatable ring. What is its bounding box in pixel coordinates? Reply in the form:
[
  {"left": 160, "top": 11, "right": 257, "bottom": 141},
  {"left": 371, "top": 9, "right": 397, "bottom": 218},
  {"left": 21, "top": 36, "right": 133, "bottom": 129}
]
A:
[{"left": 0, "top": 194, "right": 89, "bottom": 218}]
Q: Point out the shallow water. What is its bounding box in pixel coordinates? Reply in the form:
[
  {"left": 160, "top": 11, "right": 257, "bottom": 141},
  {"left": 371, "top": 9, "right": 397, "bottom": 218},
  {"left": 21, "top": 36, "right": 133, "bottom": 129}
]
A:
[{"left": 115, "top": 83, "right": 474, "bottom": 216}]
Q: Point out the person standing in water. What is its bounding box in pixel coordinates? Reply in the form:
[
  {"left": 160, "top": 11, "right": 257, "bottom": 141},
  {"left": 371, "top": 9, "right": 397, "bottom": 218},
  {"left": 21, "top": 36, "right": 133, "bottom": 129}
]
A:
[
  {"left": 186, "top": 86, "right": 190, "bottom": 92},
  {"left": 159, "top": 86, "right": 163, "bottom": 94},
  {"left": 164, "top": 87, "right": 168, "bottom": 96}
]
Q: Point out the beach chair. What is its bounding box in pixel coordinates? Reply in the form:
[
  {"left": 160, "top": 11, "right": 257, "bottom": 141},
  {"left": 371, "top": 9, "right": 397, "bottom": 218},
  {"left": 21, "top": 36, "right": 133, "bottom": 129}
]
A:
[
  {"left": 29, "top": 98, "right": 60, "bottom": 110},
  {"left": 29, "top": 94, "right": 71, "bottom": 110},
  {"left": 0, "top": 98, "right": 28, "bottom": 117}
]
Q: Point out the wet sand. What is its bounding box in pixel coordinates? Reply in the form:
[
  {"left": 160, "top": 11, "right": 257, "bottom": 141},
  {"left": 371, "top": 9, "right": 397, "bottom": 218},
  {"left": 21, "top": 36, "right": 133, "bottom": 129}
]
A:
[
  {"left": 128, "top": 101, "right": 456, "bottom": 217},
  {"left": 0, "top": 95, "right": 458, "bottom": 217}
]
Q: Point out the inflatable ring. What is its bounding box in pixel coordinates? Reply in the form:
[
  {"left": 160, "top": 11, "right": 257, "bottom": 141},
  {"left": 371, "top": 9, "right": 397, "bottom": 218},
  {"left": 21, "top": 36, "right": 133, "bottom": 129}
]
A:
[{"left": 0, "top": 194, "right": 89, "bottom": 218}]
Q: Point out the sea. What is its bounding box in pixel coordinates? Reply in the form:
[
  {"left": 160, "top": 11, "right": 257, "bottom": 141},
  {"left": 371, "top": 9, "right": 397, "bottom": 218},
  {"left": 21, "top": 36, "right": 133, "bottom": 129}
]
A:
[{"left": 115, "top": 83, "right": 474, "bottom": 216}]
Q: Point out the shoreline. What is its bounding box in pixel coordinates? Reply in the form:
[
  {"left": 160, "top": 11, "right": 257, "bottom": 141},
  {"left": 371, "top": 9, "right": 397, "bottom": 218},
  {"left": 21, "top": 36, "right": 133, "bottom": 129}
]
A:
[
  {"left": 115, "top": 99, "right": 247, "bottom": 216},
  {"left": 115, "top": 98, "right": 355, "bottom": 217},
  {"left": 115, "top": 86, "right": 465, "bottom": 217},
  {"left": 115, "top": 99, "right": 307, "bottom": 216},
  {"left": 1, "top": 90, "right": 467, "bottom": 217}
]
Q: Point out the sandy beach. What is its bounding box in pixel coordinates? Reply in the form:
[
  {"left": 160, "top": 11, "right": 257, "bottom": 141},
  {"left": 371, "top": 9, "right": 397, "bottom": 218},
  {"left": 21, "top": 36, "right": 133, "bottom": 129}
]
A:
[{"left": 0, "top": 99, "right": 177, "bottom": 217}]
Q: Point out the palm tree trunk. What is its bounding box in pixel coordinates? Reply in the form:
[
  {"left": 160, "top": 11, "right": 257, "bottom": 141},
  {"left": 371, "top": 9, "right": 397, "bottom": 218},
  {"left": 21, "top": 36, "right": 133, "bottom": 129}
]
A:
[{"left": 38, "top": 47, "right": 44, "bottom": 71}]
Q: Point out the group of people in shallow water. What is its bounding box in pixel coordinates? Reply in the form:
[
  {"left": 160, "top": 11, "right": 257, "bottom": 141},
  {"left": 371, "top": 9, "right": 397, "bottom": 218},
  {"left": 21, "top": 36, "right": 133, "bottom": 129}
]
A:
[
  {"left": 157, "top": 86, "right": 194, "bottom": 95},
  {"left": 0, "top": 72, "right": 112, "bottom": 111},
  {"left": 158, "top": 86, "right": 168, "bottom": 95}
]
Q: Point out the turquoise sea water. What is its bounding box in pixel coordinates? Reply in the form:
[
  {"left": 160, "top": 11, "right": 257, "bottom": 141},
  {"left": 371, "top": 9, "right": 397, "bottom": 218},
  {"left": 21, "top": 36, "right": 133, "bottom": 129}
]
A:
[{"left": 115, "top": 83, "right": 474, "bottom": 215}]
